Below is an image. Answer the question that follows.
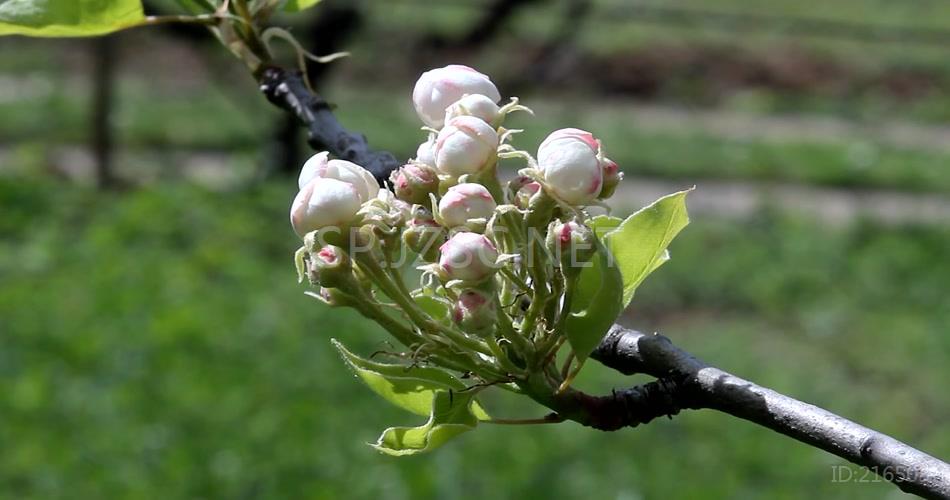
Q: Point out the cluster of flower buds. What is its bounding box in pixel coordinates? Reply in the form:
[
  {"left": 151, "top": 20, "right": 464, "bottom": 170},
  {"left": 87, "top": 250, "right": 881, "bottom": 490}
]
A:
[{"left": 288, "top": 63, "right": 625, "bottom": 415}]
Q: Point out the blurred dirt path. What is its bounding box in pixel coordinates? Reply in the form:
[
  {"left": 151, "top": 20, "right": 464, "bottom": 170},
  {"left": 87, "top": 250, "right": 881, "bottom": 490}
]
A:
[
  {"left": 536, "top": 100, "right": 950, "bottom": 154},
  {"left": 2, "top": 144, "right": 948, "bottom": 226},
  {"left": 609, "top": 176, "right": 950, "bottom": 226}
]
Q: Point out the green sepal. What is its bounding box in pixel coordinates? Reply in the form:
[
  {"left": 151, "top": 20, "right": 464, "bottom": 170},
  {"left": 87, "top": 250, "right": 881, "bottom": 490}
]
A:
[{"left": 412, "top": 294, "right": 452, "bottom": 324}]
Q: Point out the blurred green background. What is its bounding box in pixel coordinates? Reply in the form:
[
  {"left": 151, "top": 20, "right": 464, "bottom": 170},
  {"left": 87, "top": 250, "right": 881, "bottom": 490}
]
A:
[{"left": 1, "top": 0, "right": 948, "bottom": 498}]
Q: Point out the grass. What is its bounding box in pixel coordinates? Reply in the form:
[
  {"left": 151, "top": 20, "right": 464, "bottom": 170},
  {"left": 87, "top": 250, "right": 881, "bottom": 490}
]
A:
[{"left": 1, "top": 175, "right": 946, "bottom": 499}]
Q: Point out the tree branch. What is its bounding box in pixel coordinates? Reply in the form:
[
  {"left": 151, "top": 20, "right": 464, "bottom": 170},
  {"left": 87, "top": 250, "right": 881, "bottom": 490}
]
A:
[
  {"left": 590, "top": 326, "right": 950, "bottom": 500},
  {"left": 256, "top": 65, "right": 950, "bottom": 499},
  {"left": 258, "top": 66, "right": 401, "bottom": 183}
]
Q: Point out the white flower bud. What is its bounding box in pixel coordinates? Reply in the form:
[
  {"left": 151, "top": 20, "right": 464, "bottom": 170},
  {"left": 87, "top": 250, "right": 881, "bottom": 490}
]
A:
[
  {"left": 412, "top": 65, "right": 501, "bottom": 128},
  {"left": 434, "top": 116, "right": 499, "bottom": 177},
  {"left": 445, "top": 94, "right": 500, "bottom": 125},
  {"left": 298, "top": 152, "right": 379, "bottom": 204},
  {"left": 439, "top": 232, "right": 498, "bottom": 282},
  {"left": 537, "top": 128, "right": 605, "bottom": 206},
  {"left": 438, "top": 183, "right": 496, "bottom": 228},
  {"left": 415, "top": 137, "right": 436, "bottom": 167},
  {"left": 290, "top": 178, "right": 362, "bottom": 238}
]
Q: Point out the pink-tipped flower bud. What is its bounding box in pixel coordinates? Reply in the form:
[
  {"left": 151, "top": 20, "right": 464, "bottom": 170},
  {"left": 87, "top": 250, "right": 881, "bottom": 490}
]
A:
[
  {"left": 390, "top": 163, "right": 440, "bottom": 205},
  {"left": 403, "top": 209, "right": 446, "bottom": 262},
  {"left": 546, "top": 220, "right": 597, "bottom": 275},
  {"left": 439, "top": 232, "right": 499, "bottom": 282},
  {"left": 291, "top": 178, "right": 362, "bottom": 238},
  {"left": 506, "top": 176, "right": 541, "bottom": 209},
  {"left": 537, "top": 128, "right": 605, "bottom": 206},
  {"left": 516, "top": 181, "right": 542, "bottom": 209},
  {"left": 307, "top": 245, "right": 352, "bottom": 288},
  {"left": 415, "top": 137, "right": 436, "bottom": 167},
  {"left": 434, "top": 116, "right": 499, "bottom": 177},
  {"left": 412, "top": 65, "right": 501, "bottom": 128},
  {"left": 452, "top": 288, "right": 497, "bottom": 334},
  {"left": 438, "top": 183, "right": 496, "bottom": 228},
  {"left": 599, "top": 159, "right": 622, "bottom": 199},
  {"left": 445, "top": 94, "right": 500, "bottom": 125},
  {"left": 298, "top": 152, "right": 379, "bottom": 204}
]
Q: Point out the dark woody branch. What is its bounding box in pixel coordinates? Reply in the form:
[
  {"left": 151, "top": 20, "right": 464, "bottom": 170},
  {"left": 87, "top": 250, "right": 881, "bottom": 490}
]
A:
[
  {"left": 257, "top": 64, "right": 950, "bottom": 500},
  {"left": 258, "top": 66, "right": 401, "bottom": 183},
  {"left": 590, "top": 326, "right": 950, "bottom": 500}
]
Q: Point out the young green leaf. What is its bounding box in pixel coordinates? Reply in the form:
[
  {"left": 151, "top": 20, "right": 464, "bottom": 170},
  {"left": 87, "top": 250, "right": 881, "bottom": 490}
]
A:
[
  {"left": 283, "top": 0, "right": 320, "bottom": 12},
  {"left": 0, "top": 0, "right": 145, "bottom": 37},
  {"left": 373, "top": 390, "right": 479, "bottom": 456},
  {"left": 589, "top": 214, "right": 623, "bottom": 238},
  {"left": 606, "top": 189, "right": 691, "bottom": 307},
  {"left": 563, "top": 238, "right": 624, "bottom": 361},
  {"left": 332, "top": 339, "right": 489, "bottom": 419}
]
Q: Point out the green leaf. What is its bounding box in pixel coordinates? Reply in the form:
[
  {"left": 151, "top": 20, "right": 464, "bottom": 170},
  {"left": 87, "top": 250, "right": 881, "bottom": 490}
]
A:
[
  {"left": 283, "top": 0, "right": 320, "bottom": 12},
  {"left": 332, "top": 339, "right": 489, "bottom": 419},
  {"left": 0, "top": 0, "right": 145, "bottom": 37},
  {"left": 564, "top": 237, "right": 624, "bottom": 361},
  {"left": 589, "top": 215, "right": 623, "bottom": 238},
  {"left": 373, "top": 390, "right": 479, "bottom": 456},
  {"left": 605, "top": 189, "right": 692, "bottom": 307}
]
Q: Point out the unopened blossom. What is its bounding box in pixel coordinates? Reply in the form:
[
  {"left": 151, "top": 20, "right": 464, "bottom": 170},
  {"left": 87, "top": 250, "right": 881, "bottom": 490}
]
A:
[
  {"left": 438, "top": 183, "right": 496, "bottom": 228},
  {"left": 452, "top": 288, "right": 497, "bottom": 334},
  {"left": 307, "top": 245, "right": 351, "bottom": 288},
  {"left": 434, "top": 116, "right": 499, "bottom": 177},
  {"left": 403, "top": 208, "right": 446, "bottom": 262},
  {"left": 391, "top": 163, "right": 440, "bottom": 205},
  {"left": 537, "top": 128, "right": 605, "bottom": 206},
  {"left": 413, "top": 65, "right": 501, "bottom": 128},
  {"left": 439, "top": 232, "right": 499, "bottom": 282},
  {"left": 515, "top": 181, "right": 542, "bottom": 209},
  {"left": 290, "top": 178, "right": 362, "bottom": 238},
  {"left": 415, "top": 137, "right": 437, "bottom": 167},
  {"left": 445, "top": 94, "right": 500, "bottom": 125},
  {"left": 546, "top": 220, "right": 596, "bottom": 272},
  {"left": 298, "top": 152, "right": 379, "bottom": 204},
  {"left": 599, "top": 159, "right": 622, "bottom": 199}
]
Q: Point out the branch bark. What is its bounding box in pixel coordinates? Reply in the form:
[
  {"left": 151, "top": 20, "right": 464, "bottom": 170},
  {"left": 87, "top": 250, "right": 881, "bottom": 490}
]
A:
[
  {"left": 590, "top": 326, "right": 950, "bottom": 500},
  {"left": 258, "top": 66, "right": 401, "bottom": 183},
  {"left": 256, "top": 65, "right": 950, "bottom": 500},
  {"left": 91, "top": 34, "right": 117, "bottom": 189}
]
